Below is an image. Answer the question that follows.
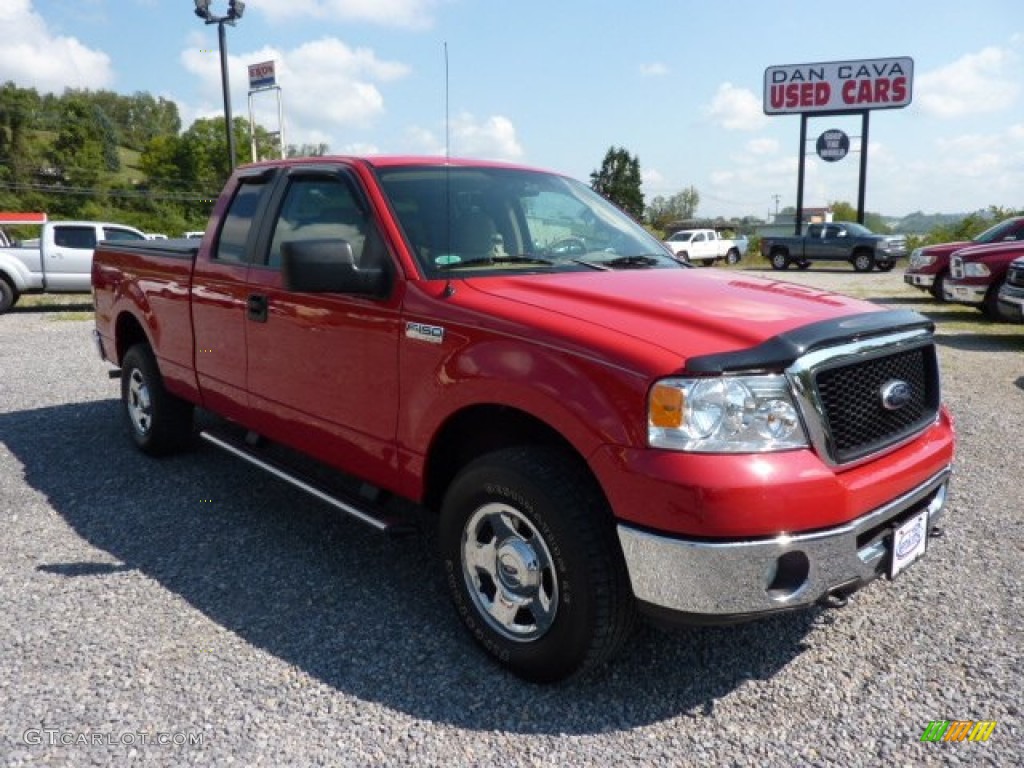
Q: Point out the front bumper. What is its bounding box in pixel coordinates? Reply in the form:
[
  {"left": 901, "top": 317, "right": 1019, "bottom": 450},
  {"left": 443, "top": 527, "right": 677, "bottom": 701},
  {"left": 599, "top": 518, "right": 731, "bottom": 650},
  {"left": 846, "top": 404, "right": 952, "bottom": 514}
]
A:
[
  {"left": 997, "top": 284, "right": 1024, "bottom": 322},
  {"left": 943, "top": 281, "right": 987, "bottom": 304},
  {"left": 904, "top": 272, "right": 936, "bottom": 288},
  {"left": 618, "top": 466, "right": 950, "bottom": 620}
]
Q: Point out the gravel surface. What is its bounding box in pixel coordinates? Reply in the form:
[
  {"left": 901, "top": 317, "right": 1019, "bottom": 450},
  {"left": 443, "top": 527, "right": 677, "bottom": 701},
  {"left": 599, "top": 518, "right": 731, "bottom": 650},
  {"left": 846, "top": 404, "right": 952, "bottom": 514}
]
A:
[{"left": 1, "top": 271, "right": 1020, "bottom": 767}]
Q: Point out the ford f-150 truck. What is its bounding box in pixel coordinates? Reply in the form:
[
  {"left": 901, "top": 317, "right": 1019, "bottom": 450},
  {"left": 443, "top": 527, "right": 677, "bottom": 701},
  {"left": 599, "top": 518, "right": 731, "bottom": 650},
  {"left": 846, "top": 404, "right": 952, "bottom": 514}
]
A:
[
  {"left": 0, "top": 219, "right": 146, "bottom": 313},
  {"left": 92, "top": 156, "right": 955, "bottom": 682},
  {"left": 761, "top": 221, "right": 907, "bottom": 272},
  {"left": 662, "top": 228, "right": 743, "bottom": 265},
  {"left": 904, "top": 215, "right": 1024, "bottom": 301},
  {"left": 942, "top": 240, "right": 1024, "bottom": 319}
]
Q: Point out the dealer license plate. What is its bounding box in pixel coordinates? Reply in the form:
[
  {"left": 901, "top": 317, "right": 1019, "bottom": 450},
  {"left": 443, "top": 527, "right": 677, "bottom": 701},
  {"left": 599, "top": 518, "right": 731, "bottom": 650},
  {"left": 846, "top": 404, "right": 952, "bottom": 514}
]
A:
[{"left": 890, "top": 510, "right": 928, "bottom": 579}]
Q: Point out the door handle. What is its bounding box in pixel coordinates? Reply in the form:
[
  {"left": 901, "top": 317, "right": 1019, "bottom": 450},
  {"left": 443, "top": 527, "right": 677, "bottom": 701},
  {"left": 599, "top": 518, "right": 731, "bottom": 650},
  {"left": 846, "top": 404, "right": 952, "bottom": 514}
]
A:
[{"left": 247, "top": 293, "right": 269, "bottom": 322}]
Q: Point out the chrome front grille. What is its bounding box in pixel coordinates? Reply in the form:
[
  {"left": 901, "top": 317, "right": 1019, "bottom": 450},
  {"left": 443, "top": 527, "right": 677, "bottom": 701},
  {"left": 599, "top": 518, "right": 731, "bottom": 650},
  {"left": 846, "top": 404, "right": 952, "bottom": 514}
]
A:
[{"left": 788, "top": 330, "right": 941, "bottom": 467}]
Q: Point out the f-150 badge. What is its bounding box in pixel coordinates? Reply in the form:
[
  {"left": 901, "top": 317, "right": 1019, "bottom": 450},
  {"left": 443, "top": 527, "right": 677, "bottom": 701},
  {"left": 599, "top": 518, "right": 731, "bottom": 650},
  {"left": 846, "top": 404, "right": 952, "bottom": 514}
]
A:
[{"left": 406, "top": 322, "right": 445, "bottom": 344}]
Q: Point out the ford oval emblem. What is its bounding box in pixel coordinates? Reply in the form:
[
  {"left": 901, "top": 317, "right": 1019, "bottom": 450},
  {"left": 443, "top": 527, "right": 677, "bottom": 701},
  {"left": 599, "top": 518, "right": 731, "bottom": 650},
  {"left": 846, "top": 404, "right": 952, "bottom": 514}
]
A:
[
  {"left": 896, "top": 525, "right": 924, "bottom": 558},
  {"left": 880, "top": 379, "right": 913, "bottom": 411}
]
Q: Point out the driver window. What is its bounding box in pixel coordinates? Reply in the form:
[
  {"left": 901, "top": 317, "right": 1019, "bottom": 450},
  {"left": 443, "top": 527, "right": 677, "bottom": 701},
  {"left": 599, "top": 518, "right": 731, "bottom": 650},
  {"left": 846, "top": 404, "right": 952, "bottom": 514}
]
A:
[{"left": 267, "top": 178, "right": 369, "bottom": 268}]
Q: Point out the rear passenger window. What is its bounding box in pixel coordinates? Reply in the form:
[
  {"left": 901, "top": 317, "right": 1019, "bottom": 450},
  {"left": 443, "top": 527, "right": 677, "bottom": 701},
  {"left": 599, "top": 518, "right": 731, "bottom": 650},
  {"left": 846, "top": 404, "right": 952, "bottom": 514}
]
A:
[
  {"left": 216, "top": 181, "right": 266, "bottom": 263},
  {"left": 103, "top": 227, "right": 145, "bottom": 241},
  {"left": 54, "top": 226, "right": 97, "bottom": 249}
]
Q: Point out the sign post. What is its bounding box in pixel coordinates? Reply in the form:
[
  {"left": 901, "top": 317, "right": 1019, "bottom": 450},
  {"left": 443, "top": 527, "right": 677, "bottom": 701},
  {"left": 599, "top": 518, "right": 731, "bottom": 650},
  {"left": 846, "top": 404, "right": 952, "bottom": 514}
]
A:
[
  {"left": 247, "top": 60, "right": 286, "bottom": 162},
  {"left": 764, "top": 57, "right": 913, "bottom": 231}
]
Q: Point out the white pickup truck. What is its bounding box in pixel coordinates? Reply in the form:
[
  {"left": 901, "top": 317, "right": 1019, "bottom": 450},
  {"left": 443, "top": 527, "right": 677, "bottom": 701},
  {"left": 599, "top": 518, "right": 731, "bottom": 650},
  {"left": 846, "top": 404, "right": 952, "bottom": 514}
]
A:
[
  {"left": 0, "top": 219, "right": 146, "bottom": 313},
  {"left": 663, "top": 228, "right": 743, "bottom": 265}
]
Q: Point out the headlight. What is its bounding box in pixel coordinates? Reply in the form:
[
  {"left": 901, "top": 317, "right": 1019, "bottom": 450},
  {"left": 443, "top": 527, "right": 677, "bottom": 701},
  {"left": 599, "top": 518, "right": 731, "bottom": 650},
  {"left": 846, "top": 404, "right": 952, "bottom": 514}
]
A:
[
  {"left": 909, "top": 249, "right": 935, "bottom": 268},
  {"left": 648, "top": 375, "right": 808, "bottom": 452},
  {"left": 877, "top": 241, "right": 892, "bottom": 251},
  {"left": 963, "top": 262, "right": 991, "bottom": 277}
]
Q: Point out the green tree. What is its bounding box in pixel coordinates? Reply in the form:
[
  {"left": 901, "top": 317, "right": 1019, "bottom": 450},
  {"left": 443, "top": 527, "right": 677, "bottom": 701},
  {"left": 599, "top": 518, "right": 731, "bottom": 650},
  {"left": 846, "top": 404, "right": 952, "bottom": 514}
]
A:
[
  {"left": 590, "top": 146, "right": 644, "bottom": 220},
  {"left": 828, "top": 200, "right": 889, "bottom": 233},
  {"left": 647, "top": 186, "right": 701, "bottom": 231}
]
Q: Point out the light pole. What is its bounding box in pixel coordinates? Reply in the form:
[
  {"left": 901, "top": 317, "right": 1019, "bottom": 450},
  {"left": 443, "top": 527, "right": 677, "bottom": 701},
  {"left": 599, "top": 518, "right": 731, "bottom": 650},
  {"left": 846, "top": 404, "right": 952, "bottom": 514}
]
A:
[{"left": 193, "top": 0, "right": 245, "bottom": 170}]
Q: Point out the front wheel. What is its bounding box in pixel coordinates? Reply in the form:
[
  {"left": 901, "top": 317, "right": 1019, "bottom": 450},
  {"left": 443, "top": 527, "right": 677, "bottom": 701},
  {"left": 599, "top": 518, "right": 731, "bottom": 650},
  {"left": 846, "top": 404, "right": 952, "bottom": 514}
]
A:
[
  {"left": 0, "top": 278, "right": 18, "bottom": 314},
  {"left": 439, "top": 446, "right": 634, "bottom": 683},
  {"left": 876, "top": 261, "right": 896, "bottom": 272},
  {"left": 929, "top": 272, "right": 948, "bottom": 301},
  {"left": 852, "top": 251, "right": 875, "bottom": 272},
  {"left": 770, "top": 250, "right": 789, "bottom": 270},
  {"left": 121, "top": 344, "right": 194, "bottom": 456}
]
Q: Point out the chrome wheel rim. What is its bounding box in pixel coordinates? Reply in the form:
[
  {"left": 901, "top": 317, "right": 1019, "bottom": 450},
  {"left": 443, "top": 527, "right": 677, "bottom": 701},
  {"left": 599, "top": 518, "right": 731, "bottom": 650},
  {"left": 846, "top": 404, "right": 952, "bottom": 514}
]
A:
[
  {"left": 460, "top": 502, "right": 558, "bottom": 642},
  {"left": 127, "top": 368, "right": 153, "bottom": 435}
]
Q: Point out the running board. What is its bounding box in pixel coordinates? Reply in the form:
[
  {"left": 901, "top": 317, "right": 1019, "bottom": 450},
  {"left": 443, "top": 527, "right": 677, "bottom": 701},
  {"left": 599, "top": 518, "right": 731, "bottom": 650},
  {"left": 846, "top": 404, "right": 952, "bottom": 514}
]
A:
[{"left": 199, "top": 430, "right": 416, "bottom": 535}]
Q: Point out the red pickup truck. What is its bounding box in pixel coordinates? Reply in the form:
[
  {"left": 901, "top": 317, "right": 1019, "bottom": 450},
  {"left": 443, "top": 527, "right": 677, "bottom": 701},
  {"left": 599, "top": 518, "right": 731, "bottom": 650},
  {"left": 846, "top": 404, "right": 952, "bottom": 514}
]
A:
[
  {"left": 92, "top": 156, "right": 955, "bottom": 682},
  {"left": 942, "top": 240, "right": 1024, "bottom": 318},
  {"left": 904, "top": 215, "right": 1024, "bottom": 300}
]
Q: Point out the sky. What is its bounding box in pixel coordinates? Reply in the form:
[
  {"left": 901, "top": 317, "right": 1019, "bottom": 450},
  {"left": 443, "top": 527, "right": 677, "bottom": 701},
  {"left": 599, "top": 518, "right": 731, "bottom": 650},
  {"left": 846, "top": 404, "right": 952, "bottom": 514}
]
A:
[{"left": 2, "top": 0, "right": 1023, "bottom": 220}]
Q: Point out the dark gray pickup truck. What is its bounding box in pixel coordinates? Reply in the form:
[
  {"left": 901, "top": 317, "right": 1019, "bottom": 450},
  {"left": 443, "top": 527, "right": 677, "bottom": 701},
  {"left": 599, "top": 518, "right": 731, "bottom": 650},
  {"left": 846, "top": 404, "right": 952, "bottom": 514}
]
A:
[{"left": 761, "top": 221, "right": 907, "bottom": 272}]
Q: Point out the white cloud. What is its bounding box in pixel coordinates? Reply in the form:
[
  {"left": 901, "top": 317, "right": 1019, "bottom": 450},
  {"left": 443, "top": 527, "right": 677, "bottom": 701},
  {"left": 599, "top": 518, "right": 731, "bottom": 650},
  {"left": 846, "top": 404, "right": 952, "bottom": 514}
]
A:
[
  {"left": 0, "top": 0, "right": 113, "bottom": 92},
  {"left": 916, "top": 46, "right": 1020, "bottom": 119},
  {"left": 639, "top": 63, "right": 669, "bottom": 78},
  {"left": 450, "top": 112, "right": 523, "bottom": 160},
  {"left": 254, "top": 0, "right": 440, "bottom": 29},
  {"left": 746, "top": 137, "right": 779, "bottom": 156},
  {"left": 705, "top": 83, "right": 767, "bottom": 131},
  {"left": 182, "top": 37, "right": 409, "bottom": 147}
]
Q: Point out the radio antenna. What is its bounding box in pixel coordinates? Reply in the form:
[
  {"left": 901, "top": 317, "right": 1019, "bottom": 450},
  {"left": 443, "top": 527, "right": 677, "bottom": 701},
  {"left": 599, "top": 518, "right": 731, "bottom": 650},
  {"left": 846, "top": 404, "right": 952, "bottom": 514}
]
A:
[{"left": 443, "top": 42, "right": 455, "bottom": 297}]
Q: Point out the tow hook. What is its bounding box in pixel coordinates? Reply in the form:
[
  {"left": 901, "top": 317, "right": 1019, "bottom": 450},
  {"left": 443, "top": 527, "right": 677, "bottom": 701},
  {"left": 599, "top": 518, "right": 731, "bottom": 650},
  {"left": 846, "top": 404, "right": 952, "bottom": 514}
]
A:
[{"left": 819, "top": 591, "right": 849, "bottom": 609}]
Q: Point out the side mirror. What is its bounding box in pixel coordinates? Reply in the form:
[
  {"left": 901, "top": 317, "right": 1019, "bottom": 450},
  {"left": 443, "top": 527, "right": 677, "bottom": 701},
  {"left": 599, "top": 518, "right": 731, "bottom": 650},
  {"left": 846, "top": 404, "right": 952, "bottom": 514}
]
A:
[{"left": 281, "top": 238, "right": 391, "bottom": 298}]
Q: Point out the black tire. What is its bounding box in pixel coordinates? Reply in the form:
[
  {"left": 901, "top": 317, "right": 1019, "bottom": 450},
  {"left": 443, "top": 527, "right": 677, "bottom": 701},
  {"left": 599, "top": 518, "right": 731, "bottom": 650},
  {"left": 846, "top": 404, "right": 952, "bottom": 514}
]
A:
[
  {"left": 725, "top": 249, "right": 741, "bottom": 265},
  {"left": 981, "top": 285, "right": 1003, "bottom": 321},
  {"left": 797, "top": 261, "right": 811, "bottom": 270},
  {"left": 439, "top": 446, "right": 634, "bottom": 683},
  {"left": 120, "top": 344, "right": 194, "bottom": 456},
  {"left": 929, "top": 272, "right": 948, "bottom": 302},
  {"left": 875, "top": 261, "right": 896, "bottom": 272},
  {"left": 852, "top": 250, "right": 875, "bottom": 272},
  {"left": 677, "top": 250, "right": 690, "bottom": 264},
  {"left": 770, "top": 250, "right": 789, "bottom": 270},
  {"left": 0, "top": 278, "right": 17, "bottom": 314}
]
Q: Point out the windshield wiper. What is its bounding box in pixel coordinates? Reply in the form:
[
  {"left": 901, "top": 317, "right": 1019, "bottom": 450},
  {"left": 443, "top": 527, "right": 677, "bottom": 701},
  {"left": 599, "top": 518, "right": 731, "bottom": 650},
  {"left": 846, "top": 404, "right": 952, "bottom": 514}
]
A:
[
  {"left": 441, "top": 255, "right": 556, "bottom": 269},
  {"left": 573, "top": 255, "right": 662, "bottom": 270}
]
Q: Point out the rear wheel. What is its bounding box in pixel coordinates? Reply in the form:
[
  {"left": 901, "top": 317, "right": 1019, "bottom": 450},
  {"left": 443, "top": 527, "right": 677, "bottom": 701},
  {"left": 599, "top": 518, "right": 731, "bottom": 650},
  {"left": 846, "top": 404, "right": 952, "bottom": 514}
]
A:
[
  {"left": 439, "top": 446, "right": 634, "bottom": 683},
  {"left": 120, "top": 344, "right": 194, "bottom": 456},
  {"left": 725, "top": 249, "right": 741, "bottom": 265},
  {"left": 770, "top": 250, "right": 789, "bottom": 270}
]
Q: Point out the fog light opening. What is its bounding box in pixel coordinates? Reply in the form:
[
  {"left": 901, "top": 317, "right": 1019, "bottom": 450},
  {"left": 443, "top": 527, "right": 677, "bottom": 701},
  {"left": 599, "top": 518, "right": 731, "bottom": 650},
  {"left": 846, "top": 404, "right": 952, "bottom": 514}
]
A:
[{"left": 765, "top": 550, "right": 810, "bottom": 602}]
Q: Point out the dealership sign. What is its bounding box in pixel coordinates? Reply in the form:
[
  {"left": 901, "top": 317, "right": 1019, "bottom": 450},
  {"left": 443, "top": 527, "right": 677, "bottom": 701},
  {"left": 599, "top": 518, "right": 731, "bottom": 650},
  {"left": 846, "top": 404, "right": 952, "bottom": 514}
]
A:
[
  {"left": 248, "top": 60, "right": 277, "bottom": 91},
  {"left": 764, "top": 57, "right": 913, "bottom": 114}
]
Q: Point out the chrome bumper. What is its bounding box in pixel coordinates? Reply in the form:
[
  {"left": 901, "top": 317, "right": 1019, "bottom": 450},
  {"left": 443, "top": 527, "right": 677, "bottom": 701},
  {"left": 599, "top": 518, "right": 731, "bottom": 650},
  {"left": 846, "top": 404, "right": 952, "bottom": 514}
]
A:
[
  {"left": 617, "top": 466, "right": 951, "bottom": 619},
  {"left": 904, "top": 273, "right": 935, "bottom": 288},
  {"left": 943, "top": 283, "right": 986, "bottom": 303}
]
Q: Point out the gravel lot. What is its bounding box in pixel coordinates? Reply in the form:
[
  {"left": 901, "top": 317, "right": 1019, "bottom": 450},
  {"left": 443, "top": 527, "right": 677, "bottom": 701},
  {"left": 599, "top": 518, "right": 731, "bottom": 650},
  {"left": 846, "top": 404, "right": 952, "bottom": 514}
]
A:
[{"left": 1, "top": 270, "right": 1020, "bottom": 767}]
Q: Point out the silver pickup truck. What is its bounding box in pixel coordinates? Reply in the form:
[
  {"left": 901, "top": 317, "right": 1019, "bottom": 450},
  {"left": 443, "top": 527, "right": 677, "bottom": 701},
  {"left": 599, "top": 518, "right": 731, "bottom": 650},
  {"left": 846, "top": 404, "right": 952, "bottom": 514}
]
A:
[{"left": 0, "top": 220, "right": 145, "bottom": 313}]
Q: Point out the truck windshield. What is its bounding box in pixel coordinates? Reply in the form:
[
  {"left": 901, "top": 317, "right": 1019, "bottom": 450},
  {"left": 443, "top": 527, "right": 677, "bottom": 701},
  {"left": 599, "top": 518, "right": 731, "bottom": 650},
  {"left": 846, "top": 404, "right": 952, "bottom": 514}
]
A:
[{"left": 375, "top": 165, "right": 680, "bottom": 277}]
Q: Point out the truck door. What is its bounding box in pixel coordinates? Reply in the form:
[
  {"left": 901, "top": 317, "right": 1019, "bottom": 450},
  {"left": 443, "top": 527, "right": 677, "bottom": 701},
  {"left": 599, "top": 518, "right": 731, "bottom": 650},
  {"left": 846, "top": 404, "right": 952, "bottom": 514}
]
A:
[
  {"left": 819, "top": 224, "right": 848, "bottom": 261},
  {"left": 243, "top": 167, "right": 402, "bottom": 490},
  {"left": 191, "top": 170, "right": 275, "bottom": 423},
  {"left": 43, "top": 225, "right": 98, "bottom": 290}
]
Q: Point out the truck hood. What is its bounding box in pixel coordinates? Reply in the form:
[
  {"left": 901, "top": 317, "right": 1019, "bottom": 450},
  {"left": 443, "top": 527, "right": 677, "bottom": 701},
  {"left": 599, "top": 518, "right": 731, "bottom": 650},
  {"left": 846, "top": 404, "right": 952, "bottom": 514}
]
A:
[
  {"left": 952, "top": 240, "right": 1024, "bottom": 261},
  {"left": 462, "top": 268, "right": 886, "bottom": 365}
]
